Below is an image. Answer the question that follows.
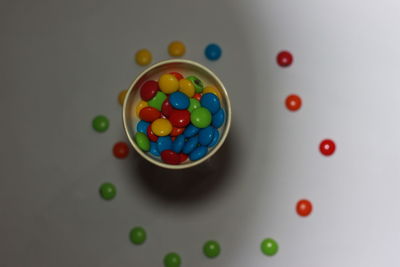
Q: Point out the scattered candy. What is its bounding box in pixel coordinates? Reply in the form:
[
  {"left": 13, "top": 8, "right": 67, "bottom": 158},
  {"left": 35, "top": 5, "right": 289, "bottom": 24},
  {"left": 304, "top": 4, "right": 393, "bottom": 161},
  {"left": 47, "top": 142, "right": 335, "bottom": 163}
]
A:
[
  {"left": 118, "top": 90, "right": 128, "bottom": 105},
  {"left": 203, "top": 240, "right": 221, "bottom": 258},
  {"left": 113, "top": 142, "right": 129, "bottom": 158},
  {"left": 159, "top": 74, "right": 179, "bottom": 94},
  {"left": 205, "top": 43, "right": 222, "bottom": 61},
  {"left": 135, "top": 133, "right": 150, "bottom": 152},
  {"left": 168, "top": 41, "right": 186, "bottom": 57},
  {"left": 164, "top": 252, "right": 181, "bottom": 267},
  {"left": 277, "top": 50, "right": 293, "bottom": 67},
  {"left": 261, "top": 238, "right": 279, "bottom": 256},
  {"left": 135, "top": 49, "right": 152, "bottom": 66},
  {"left": 99, "top": 182, "right": 116, "bottom": 200},
  {"left": 320, "top": 139, "right": 336, "bottom": 156},
  {"left": 285, "top": 94, "right": 302, "bottom": 111},
  {"left": 92, "top": 115, "right": 109, "bottom": 132},
  {"left": 296, "top": 199, "right": 313, "bottom": 217},
  {"left": 130, "top": 226, "right": 147, "bottom": 245}
]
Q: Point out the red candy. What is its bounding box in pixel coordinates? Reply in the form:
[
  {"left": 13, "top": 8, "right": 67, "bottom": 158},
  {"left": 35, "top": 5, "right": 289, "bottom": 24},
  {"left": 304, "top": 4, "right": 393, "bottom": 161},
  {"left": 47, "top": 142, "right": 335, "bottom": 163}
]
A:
[
  {"left": 139, "top": 107, "right": 161, "bottom": 122},
  {"left": 140, "top": 80, "right": 159, "bottom": 101},
  {"left": 179, "top": 153, "right": 188, "bottom": 162},
  {"left": 161, "top": 150, "right": 181, "bottom": 164},
  {"left": 320, "top": 139, "right": 336, "bottom": 156},
  {"left": 113, "top": 142, "right": 129, "bottom": 159},
  {"left": 161, "top": 99, "right": 174, "bottom": 117},
  {"left": 169, "top": 72, "right": 184, "bottom": 80},
  {"left": 169, "top": 110, "right": 190, "bottom": 128},
  {"left": 277, "top": 51, "right": 293, "bottom": 67},
  {"left": 296, "top": 199, "right": 313, "bottom": 217},
  {"left": 193, "top": 93, "right": 202, "bottom": 101},
  {"left": 170, "top": 127, "right": 185, "bottom": 136},
  {"left": 147, "top": 125, "right": 158, "bottom": 142},
  {"left": 285, "top": 94, "right": 302, "bottom": 111}
]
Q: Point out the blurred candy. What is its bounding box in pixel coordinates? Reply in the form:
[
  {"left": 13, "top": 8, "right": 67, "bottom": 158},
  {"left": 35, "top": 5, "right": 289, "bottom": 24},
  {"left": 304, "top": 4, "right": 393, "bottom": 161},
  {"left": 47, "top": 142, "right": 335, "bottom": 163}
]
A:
[
  {"left": 168, "top": 41, "right": 186, "bottom": 57},
  {"left": 205, "top": 43, "right": 222, "bottom": 61},
  {"left": 135, "top": 49, "right": 152, "bottom": 66},
  {"left": 92, "top": 115, "right": 109, "bottom": 132},
  {"left": 113, "top": 141, "right": 130, "bottom": 158},
  {"left": 276, "top": 50, "right": 293, "bottom": 67}
]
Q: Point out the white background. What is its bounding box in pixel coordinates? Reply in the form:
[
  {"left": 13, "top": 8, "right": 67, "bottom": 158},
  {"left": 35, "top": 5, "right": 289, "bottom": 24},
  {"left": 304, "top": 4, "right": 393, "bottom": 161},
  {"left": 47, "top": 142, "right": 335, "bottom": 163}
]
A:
[{"left": 1, "top": 0, "right": 400, "bottom": 266}]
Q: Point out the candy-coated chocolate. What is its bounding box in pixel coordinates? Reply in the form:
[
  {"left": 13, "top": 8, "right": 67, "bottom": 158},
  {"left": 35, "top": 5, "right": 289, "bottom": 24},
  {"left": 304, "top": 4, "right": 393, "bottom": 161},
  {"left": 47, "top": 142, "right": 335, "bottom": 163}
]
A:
[
  {"left": 113, "top": 141, "right": 130, "bottom": 158},
  {"left": 171, "top": 127, "right": 185, "bottom": 136},
  {"left": 261, "top": 238, "right": 279, "bottom": 256},
  {"left": 199, "top": 126, "right": 214, "bottom": 146},
  {"left": 135, "top": 49, "right": 152, "bottom": 66},
  {"left": 183, "top": 124, "right": 199, "bottom": 137},
  {"left": 161, "top": 98, "right": 174, "bottom": 117},
  {"left": 151, "top": 118, "right": 172, "bottom": 136},
  {"left": 203, "top": 240, "right": 221, "bottom": 258},
  {"left": 157, "top": 136, "right": 172, "bottom": 153},
  {"left": 168, "top": 41, "right": 186, "bottom": 57},
  {"left": 130, "top": 227, "right": 146, "bottom": 245},
  {"left": 161, "top": 150, "right": 181, "bottom": 165},
  {"left": 118, "top": 90, "right": 128, "bottom": 105},
  {"left": 137, "top": 120, "right": 150, "bottom": 133},
  {"left": 320, "top": 139, "right": 336, "bottom": 156},
  {"left": 148, "top": 91, "right": 167, "bottom": 111},
  {"left": 169, "top": 91, "right": 190, "bottom": 110},
  {"left": 285, "top": 94, "right": 302, "bottom": 111},
  {"left": 277, "top": 50, "right": 293, "bottom": 67},
  {"left": 140, "top": 80, "right": 159, "bottom": 101},
  {"left": 189, "top": 146, "right": 208, "bottom": 161},
  {"left": 135, "top": 100, "right": 148, "bottom": 116},
  {"left": 296, "top": 199, "right": 313, "bottom": 217},
  {"left": 186, "top": 76, "right": 204, "bottom": 93},
  {"left": 204, "top": 43, "right": 222, "bottom": 61},
  {"left": 212, "top": 109, "right": 225, "bottom": 128},
  {"left": 182, "top": 136, "right": 198, "bottom": 154},
  {"left": 179, "top": 79, "right": 195, "bottom": 97},
  {"left": 139, "top": 106, "right": 161, "bottom": 122},
  {"left": 92, "top": 115, "right": 109, "bottom": 132},
  {"left": 169, "top": 72, "right": 184, "bottom": 80},
  {"left": 188, "top": 98, "right": 201, "bottom": 113},
  {"left": 208, "top": 128, "right": 220, "bottom": 147},
  {"left": 169, "top": 109, "right": 191, "bottom": 128},
  {"left": 147, "top": 125, "right": 159, "bottom": 142},
  {"left": 179, "top": 153, "right": 188, "bottom": 162},
  {"left": 203, "top": 86, "right": 222, "bottom": 101},
  {"left": 164, "top": 252, "right": 181, "bottom": 267},
  {"left": 149, "top": 141, "right": 160, "bottom": 156},
  {"left": 99, "top": 183, "right": 116, "bottom": 200},
  {"left": 172, "top": 134, "right": 185, "bottom": 153},
  {"left": 200, "top": 93, "right": 220, "bottom": 114},
  {"left": 193, "top": 93, "right": 202, "bottom": 101},
  {"left": 191, "top": 107, "right": 211, "bottom": 128},
  {"left": 134, "top": 133, "right": 150, "bottom": 152},
  {"left": 159, "top": 74, "right": 179, "bottom": 94}
]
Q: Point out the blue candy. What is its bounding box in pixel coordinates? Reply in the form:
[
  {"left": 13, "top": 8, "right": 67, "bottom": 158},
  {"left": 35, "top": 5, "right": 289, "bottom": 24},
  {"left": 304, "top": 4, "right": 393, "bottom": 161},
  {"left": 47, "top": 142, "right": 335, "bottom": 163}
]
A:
[
  {"left": 182, "top": 136, "right": 198, "bottom": 154},
  {"left": 172, "top": 135, "right": 185, "bottom": 153},
  {"left": 204, "top": 43, "right": 222, "bottom": 61},
  {"left": 212, "top": 108, "right": 225, "bottom": 128},
  {"left": 198, "top": 126, "right": 214, "bottom": 146},
  {"left": 157, "top": 136, "right": 172, "bottom": 153},
  {"left": 208, "top": 128, "right": 220, "bottom": 147},
  {"left": 137, "top": 120, "right": 150, "bottom": 133},
  {"left": 189, "top": 146, "right": 208, "bottom": 161},
  {"left": 200, "top": 93, "right": 220, "bottom": 114},
  {"left": 183, "top": 124, "right": 199, "bottom": 138},
  {"left": 169, "top": 91, "right": 189, "bottom": 110},
  {"left": 149, "top": 141, "right": 160, "bottom": 156}
]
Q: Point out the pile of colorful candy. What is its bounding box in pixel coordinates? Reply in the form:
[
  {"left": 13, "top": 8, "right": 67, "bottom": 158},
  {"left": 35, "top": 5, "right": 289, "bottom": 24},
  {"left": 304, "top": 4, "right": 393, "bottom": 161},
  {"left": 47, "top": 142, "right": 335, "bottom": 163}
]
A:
[{"left": 133, "top": 73, "right": 225, "bottom": 165}]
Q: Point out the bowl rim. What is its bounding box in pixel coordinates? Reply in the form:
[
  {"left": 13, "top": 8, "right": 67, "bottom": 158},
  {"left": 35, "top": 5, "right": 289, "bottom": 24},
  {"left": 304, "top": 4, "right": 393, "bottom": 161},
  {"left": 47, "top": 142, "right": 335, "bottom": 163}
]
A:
[{"left": 122, "top": 59, "right": 232, "bottom": 169}]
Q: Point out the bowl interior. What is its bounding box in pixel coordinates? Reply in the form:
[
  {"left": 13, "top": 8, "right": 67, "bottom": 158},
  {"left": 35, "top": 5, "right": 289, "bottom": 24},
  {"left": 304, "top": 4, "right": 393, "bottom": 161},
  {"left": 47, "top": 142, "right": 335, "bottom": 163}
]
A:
[{"left": 123, "top": 59, "right": 231, "bottom": 169}]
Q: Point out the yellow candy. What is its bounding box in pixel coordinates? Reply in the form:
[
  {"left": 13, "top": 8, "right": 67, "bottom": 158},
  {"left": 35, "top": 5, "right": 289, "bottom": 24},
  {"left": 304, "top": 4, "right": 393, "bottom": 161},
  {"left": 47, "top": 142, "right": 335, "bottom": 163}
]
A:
[
  {"left": 158, "top": 74, "right": 179, "bottom": 94},
  {"left": 118, "top": 89, "right": 128, "bottom": 106},
  {"left": 168, "top": 41, "right": 186, "bottom": 57},
  {"left": 135, "top": 100, "right": 148, "bottom": 117},
  {"left": 135, "top": 49, "right": 152, "bottom": 66},
  {"left": 151, "top": 118, "right": 172, "bottom": 136},
  {"left": 203, "top": 86, "right": 222, "bottom": 101},
  {"left": 178, "top": 79, "right": 195, "bottom": 97}
]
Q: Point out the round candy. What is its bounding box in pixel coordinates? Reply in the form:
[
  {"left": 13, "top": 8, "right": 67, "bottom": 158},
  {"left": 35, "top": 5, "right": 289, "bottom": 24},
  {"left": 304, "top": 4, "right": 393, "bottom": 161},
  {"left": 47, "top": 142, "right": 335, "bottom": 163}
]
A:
[
  {"left": 164, "top": 252, "right": 181, "bottom": 267},
  {"left": 159, "top": 74, "right": 179, "bottom": 94},
  {"left": 157, "top": 136, "right": 172, "bottom": 153},
  {"left": 183, "top": 124, "right": 199, "bottom": 138},
  {"left": 203, "top": 86, "right": 222, "bottom": 100},
  {"left": 199, "top": 126, "right": 214, "bottom": 146},
  {"left": 161, "top": 150, "right": 181, "bottom": 165},
  {"left": 183, "top": 136, "right": 198, "bottom": 154},
  {"left": 170, "top": 127, "right": 185, "bottom": 137},
  {"left": 189, "top": 146, "right": 208, "bottom": 161},
  {"left": 188, "top": 98, "right": 201, "bottom": 113},
  {"left": 169, "top": 72, "right": 184, "bottom": 80},
  {"left": 99, "top": 182, "right": 116, "bottom": 200},
  {"left": 285, "top": 94, "right": 302, "bottom": 111},
  {"left": 139, "top": 107, "right": 161, "bottom": 122},
  {"left": 191, "top": 107, "right": 212, "bottom": 128},
  {"left": 277, "top": 50, "right": 293, "bottom": 67},
  {"left": 193, "top": 93, "right": 202, "bottom": 101},
  {"left": 200, "top": 93, "right": 220, "bottom": 114},
  {"left": 149, "top": 141, "right": 160, "bottom": 156},
  {"left": 179, "top": 79, "right": 195, "bottom": 97},
  {"left": 140, "top": 80, "right": 159, "bottom": 101},
  {"left": 136, "top": 120, "right": 150, "bottom": 134},
  {"left": 172, "top": 135, "right": 185, "bottom": 153},
  {"left": 161, "top": 99, "right": 174, "bottom": 117},
  {"left": 169, "top": 110, "right": 190, "bottom": 128},
  {"left": 169, "top": 91, "right": 190, "bottom": 110},
  {"left": 205, "top": 43, "right": 222, "bottom": 61},
  {"left": 136, "top": 100, "right": 148, "bottom": 116},
  {"left": 113, "top": 142, "right": 130, "bottom": 158},
  {"left": 130, "top": 226, "right": 146, "bottom": 245},
  {"left": 147, "top": 125, "right": 158, "bottom": 142},
  {"left": 212, "top": 109, "right": 225, "bottom": 128},
  {"left": 296, "top": 199, "right": 313, "bottom": 217},
  {"left": 208, "top": 128, "right": 220, "bottom": 147},
  {"left": 118, "top": 90, "right": 128, "bottom": 105},
  {"left": 135, "top": 49, "right": 152, "bottom": 66},
  {"left": 168, "top": 41, "right": 186, "bottom": 57},
  {"left": 134, "top": 133, "right": 150, "bottom": 152},
  {"left": 92, "top": 115, "right": 109, "bottom": 132},
  {"left": 186, "top": 76, "right": 204, "bottom": 93},
  {"left": 203, "top": 240, "right": 221, "bottom": 258},
  {"left": 320, "top": 139, "right": 336, "bottom": 156},
  {"left": 261, "top": 238, "right": 279, "bottom": 256},
  {"left": 151, "top": 118, "right": 172, "bottom": 136},
  {"left": 148, "top": 91, "right": 167, "bottom": 111}
]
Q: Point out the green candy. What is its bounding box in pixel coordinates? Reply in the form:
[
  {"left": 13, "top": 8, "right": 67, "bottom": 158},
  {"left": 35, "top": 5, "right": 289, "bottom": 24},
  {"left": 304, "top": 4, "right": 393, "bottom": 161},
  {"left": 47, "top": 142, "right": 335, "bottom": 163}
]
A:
[
  {"left": 203, "top": 240, "right": 221, "bottom": 258},
  {"left": 164, "top": 252, "right": 181, "bottom": 267},
  {"left": 190, "top": 107, "right": 211, "bottom": 128},
  {"left": 261, "top": 238, "right": 279, "bottom": 256},
  {"left": 188, "top": 98, "right": 201, "bottom": 113},
  {"left": 99, "top": 183, "right": 116, "bottom": 200},
  {"left": 148, "top": 91, "right": 167, "bottom": 111},
  {"left": 186, "top": 76, "right": 204, "bottom": 93},
  {"left": 92, "top": 115, "right": 109, "bottom": 132},
  {"left": 130, "top": 226, "right": 146, "bottom": 245},
  {"left": 135, "top": 132, "right": 150, "bottom": 151}
]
